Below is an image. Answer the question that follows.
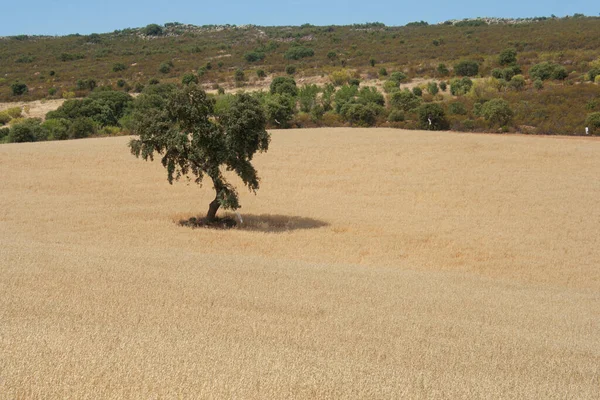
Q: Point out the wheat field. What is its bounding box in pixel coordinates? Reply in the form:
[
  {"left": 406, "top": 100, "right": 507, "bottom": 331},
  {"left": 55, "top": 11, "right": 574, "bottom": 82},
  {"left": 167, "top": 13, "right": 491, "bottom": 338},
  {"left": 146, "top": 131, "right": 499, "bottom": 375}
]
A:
[{"left": 1, "top": 128, "right": 599, "bottom": 399}]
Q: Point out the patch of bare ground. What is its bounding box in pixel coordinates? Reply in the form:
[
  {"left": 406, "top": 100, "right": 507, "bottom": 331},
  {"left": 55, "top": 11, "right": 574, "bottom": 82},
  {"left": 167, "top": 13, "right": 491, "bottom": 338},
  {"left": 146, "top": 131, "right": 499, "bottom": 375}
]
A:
[
  {"left": 0, "top": 98, "right": 67, "bottom": 120},
  {"left": 1, "top": 129, "right": 599, "bottom": 398}
]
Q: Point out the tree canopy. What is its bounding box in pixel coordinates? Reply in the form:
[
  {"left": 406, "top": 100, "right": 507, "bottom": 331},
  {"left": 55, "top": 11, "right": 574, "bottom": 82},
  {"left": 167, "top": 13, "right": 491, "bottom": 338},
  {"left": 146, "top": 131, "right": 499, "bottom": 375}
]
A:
[{"left": 129, "top": 84, "right": 270, "bottom": 221}]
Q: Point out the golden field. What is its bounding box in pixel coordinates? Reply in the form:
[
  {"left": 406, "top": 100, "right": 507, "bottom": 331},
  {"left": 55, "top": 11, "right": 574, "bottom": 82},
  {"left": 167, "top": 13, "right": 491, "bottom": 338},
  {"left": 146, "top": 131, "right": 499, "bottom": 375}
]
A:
[{"left": 1, "top": 128, "right": 599, "bottom": 399}]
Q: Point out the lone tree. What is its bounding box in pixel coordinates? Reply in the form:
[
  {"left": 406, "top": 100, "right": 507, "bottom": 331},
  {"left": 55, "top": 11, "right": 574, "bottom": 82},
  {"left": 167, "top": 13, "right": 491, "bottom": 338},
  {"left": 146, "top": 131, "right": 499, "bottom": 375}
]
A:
[{"left": 129, "top": 84, "right": 270, "bottom": 222}]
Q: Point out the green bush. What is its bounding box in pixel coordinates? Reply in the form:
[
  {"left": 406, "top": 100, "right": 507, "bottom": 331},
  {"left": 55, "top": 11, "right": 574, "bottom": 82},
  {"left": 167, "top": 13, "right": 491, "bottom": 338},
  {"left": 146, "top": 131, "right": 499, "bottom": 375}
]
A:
[
  {"left": 11, "top": 82, "right": 28, "bottom": 95},
  {"left": 41, "top": 118, "right": 70, "bottom": 140},
  {"left": 348, "top": 78, "right": 360, "bottom": 87},
  {"left": 357, "top": 86, "right": 385, "bottom": 106},
  {"left": 244, "top": 51, "right": 265, "bottom": 62},
  {"left": 0, "top": 127, "right": 9, "bottom": 140},
  {"left": 369, "top": 58, "right": 376, "bottom": 67},
  {"left": 437, "top": 63, "right": 449, "bottom": 76},
  {"left": 534, "top": 79, "right": 544, "bottom": 90},
  {"left": 59, "top": 53, "right": 85, "bottom": 62},
  {"left": 234, "top": 69, "right": 245, "bottom": 86},
  {"left": 509, "top": 75, "right": 525, "bottom": 91},
  {"left": 48, "top": 87, "right": 57, "bottom": 96},
  {"left": 8, "top": 118, "right": 45, "bottom": 142},
  {"left": 389, "top": 90, "right": 421, "bottom": 111},
  {"left": 0, "top": 112, "right": 11, "bottom": 125},
  {"left": 529, "top": 62, "right": 567, "bottom": 81},
  {"left": 586, "top": 112, "right": 600, "bottom": 134},
  {"left": 256, "top": 69, "right": 266, "bottom": 78},
  {"left": 264, "top": 94, "right": 295, "bottom": 128},
  {"left": 448, "top": 101, "right": 467, "bottom": 115},
  {"left": 389, "top": 71, "right": 408, "bottom": 83},
  {"left": 340, "top": 103, "right": 381, "bottom": 126},
  {"left": 427, "top": 82, "right": 439, "bottom": 95},
  {"left": 498, "top": 48, "right": 517, "bottom": 66},
  {"left": 481, "top": 98, "right": 513, "bottom": 127},
  {"left": 412, "top": 87, "right": 422, "bottom": 96},
  {"left": 117, "top": 79, "right": 127, "bottom": 88},
  {"left": 270, "top": 76, "right": 297, "bottom": 96},
  {"left": 6, "top": 107, "right": 21, "bottom": 119},
  {"left": 454, "top": 60, "right": 479, "bottom": 77},
  {"left": 450, "top": 77, "right": 473, "bottom": 96},
  {"left": 159, "top": 62, "right": 172, "bottom": 74},
  {"left": 112, "top": 63, "right": 127, "bottom": 72},
  {"left": 285, "top": 65, "right": 296, "bottom": 75},
  {"left": 588, "top": 68, "right": 600, "bottom": 82},
  {"left": 379, "top": 67, "right": 388, "bottom": 76},
  {"left": 387, "top": 110, "right": 405, "bottom": 122},
  {"left": 143, "top": 24, "right": 163, "bottom": 36},
  {"left": 182, "top": 73, "right": 199, "bottom": 85},
  {"left": 76, "top": 79, "right": 97, "bottom": 91},
  {"left": 417, "top": 103, "right": 448, "bottom": 130},
  {"left": 284, "top": 46, "right": 314, "bottom": 60},
  {"left": 68, "top": 117, "right": 96, "bottom": 139},
  {"left": 439, "top": 81, "right": 447, "bottom": 91},
  {"left": 383, "top": 80, "right": 399, "bottom": 93},
  {"left": 298, "top": 84, "right": 320, "bottom": 113}
]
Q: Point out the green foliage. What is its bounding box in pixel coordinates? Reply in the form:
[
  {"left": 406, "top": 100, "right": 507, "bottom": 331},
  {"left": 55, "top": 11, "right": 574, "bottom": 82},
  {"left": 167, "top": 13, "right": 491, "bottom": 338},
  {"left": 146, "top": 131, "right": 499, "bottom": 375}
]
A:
[
  {"left": 285, "top": 65, "right": 296, "bottom": 75},
  {"left": 76, "top": 79, "right": 97, "bottom": 91},
  {"left": 48, "top": 87, "right": 58, "bottom": 96},
  {"left": 256, "top": 69, "right": 266, "bottom": 79},
  {"left": 340, "top": 103, "right": 381, "bottom": 126},
  {"left": 68, "top": 117, "right": 96, "bottom": 139},
  {"left": 383, "top": 80, "right": 399, "bottom": 93},
  {"left": 586, "top": 112, "right": 600, "bottom": 134},
  {"left": 498, "top": 48, "right": 517, "bottom": 66},
  {"left": 534, "top": 79, "right": 544, "bottom": 90},
  {"left": 41, "top": 118, "right": 70, "bottom": 140},
  {"left": 47, "top": 90, "right": 133, "bottom": 128},
  {"left": 389, "top": 71, "right": 408, "bottom": 83},
  {"left": 454, "top": 60, "right": 479, "bottom": 77},
  {"left": 298, "top": 84, "right": 320, "bottom": 113},
  {"left": 263, "top": 94, "right": 295, "bottom": 128},
  {"left": 6, "top": 107, "right": 22, "bottom": 119},
  {"left": 129, "top": 85, "right": 270, "bottom": 220},
  {"left": 481, "top": 98, "right": 513, "bottom": 127},
  {"left": 0, "top": 112, "right": 10, "bottom": 125},
  {"left": 244, "top": 51, "right": 265, "bottom": 62},
  {"left": 369, "top": 58, "right": 376, "bottom": 67},
  {"left": 159, "top": 62, "right": 172, "bottom": 74},
  {"left": 11, "top": 82, "right": 28, "bottom": 95},
  {"left": 450, "top": 77, "right": 473, "bottom": 96},
  {"left": 59, "top": 53, "right": 85, "bottom": 62},
  {"left": 0, "top": 127, "right": 9, "bottom": 141},
  {"left": 448, "top": 101, "right": 467, "bottom": 115},
  {"left": 284, "top": 46, "right": 315, "bottom": 60},
  {"left": 387, "top": 110, "right": 405, "bottom": 122},
  {"left": 182, "top": 73, "right": 199, "bottom": 85},
  {"left": 143, "top": 24, "right": 163, "bottom": 36},
  {"left": 417, "top": 103, "right": 448, "bottom": 130},
  {"left": 327, "top": 51, "right": 337, "bottom": 61},
  {"left": 270, "top": 76, "right": 298, "bottom": 96},
  {"left": 379, "top": 67, "right": 388, "bottom": 77},
  {"left": 427, "top": 82, "right": 439, "bottom": 95},
  {"left": 509, "top": 75, "right": 525, "bottom": 91},
  {"left": 389, "top": 90, "right": 421, "bottom": 111},
  {"left": 15, "top": 55, "right": 35, "bottom": 63},
  {"left": 437, "top": 63, "right": 449, "bottom": 76},
  {"left": 439, "top": 81, "right": 447, "bottom": 91},
  {"left": 588, "top": 68, "right": 600, "bottom": 82},
  {"left": 113, "top": 63, "right": 127, "bottom": 72},
  {"left": 329, "top": 69, "right": 354, "bottom": 86},
  {"left": 8, "top": 118, "right": 46, "bottom": 142},
  {"left": 529, "top": 62, "right": 567, "bottom": 81},
  {"left": 412, "top": 87, "right": 422, "bottom": 96},
  {"left": 234, "top": 69, "right": 245, "bottom": 86}
]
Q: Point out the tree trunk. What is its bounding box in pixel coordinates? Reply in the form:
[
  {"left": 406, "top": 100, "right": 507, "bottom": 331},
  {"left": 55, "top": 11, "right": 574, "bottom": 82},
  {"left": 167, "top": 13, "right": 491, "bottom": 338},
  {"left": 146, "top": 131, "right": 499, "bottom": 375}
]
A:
[{"left": 206, "top": 198, "right": 220, "bottom": 222}]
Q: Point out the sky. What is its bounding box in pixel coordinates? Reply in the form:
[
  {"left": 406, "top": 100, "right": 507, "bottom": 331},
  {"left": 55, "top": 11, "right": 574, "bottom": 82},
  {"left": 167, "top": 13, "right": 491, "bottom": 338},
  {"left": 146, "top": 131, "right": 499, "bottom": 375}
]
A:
[{"left": 1, "top": 0, "right": 598, "bottom": 36}]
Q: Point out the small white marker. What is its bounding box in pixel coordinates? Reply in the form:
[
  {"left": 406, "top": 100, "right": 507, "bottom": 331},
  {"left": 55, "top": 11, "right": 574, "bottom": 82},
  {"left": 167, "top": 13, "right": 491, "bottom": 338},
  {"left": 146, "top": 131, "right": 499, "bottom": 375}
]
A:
[{"left": 235, "top": 212, "right": 243, "bottom": 224}]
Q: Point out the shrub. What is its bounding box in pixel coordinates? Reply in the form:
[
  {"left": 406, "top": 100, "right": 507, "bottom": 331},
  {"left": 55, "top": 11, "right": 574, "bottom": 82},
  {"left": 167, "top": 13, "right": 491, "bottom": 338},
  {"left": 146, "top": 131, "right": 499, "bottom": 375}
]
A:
[
  {"left": 284, "top": 46, "right": 314, "bottom": 60},
  {"left": 340, "top": 103, "right": 381, "bottom": 127},
  {"left": 439, "top": 81, "right": 447, "bottom": 91},
  {"left": 148, "top": 78, "right": 160, "bottom": 85},
  {"left": 264, "top": 94, "right": 295, "bottom": 128},
  {"left": 62, "top": 91, "right": 76, "bottom": 99},
  {"left": 6, "top": 107, "right": 22, "bottom": 119},
  {"left": 48, "top": 87, "right": 58, "bottom": 96},
  {"left": 534, "top": 79, "right": 544, "bottom": 90},
  {"left": 234, "top": 69, "right": 245, "bottom": 86},
  {"left": 117, "top": 79, "right": 127, "bottom": 88},
  {"left": 389, "top": 90, "right": 421, "bottom": 111},
  {"left": 205, "top": 62, "right": 212, "bottom": 70},
  {"left": 586, "top": 112, "right": 600, "bottom": 134},
  {"left": 256, "top": 69, "right": 266, "bottom": 78},
  {"left": 11, "top": 82, "right": 28, "bottom": 95},
  {"left": 509, "top": 75, "right": 525, "bottom": 91},
  {"left": 427, "top": 82, "right": 439, "bottom": 95},
  {"left": 333, "top": 84, "right": 359, "bottom": 113},
  {"left": 330, "top": 69, "right": 353, "bottom": 86},
  {"left": 270, "top": 76, "right": 297, "bottom": 96},
  {"left": 285, "top": 65, "right": 296, "bottom": 75},
  {"left": 448, "top": 102, "right": 467, "bottom": 115},
  {"left": 357, "top": 86, "right": 385, "bottom": 106},
  {"left": 182, "top": 73, "right": 198, "bottom": 85},
  {"left": 76, "top": 79, "right": 97, "bottom": 91},
  {"left": 298, "top": 84, "right": 320, "bottom": 113},
  {"left": 143, "top": 24, "right": 163, "bottom": 36},
  {"left": 0, "top": 127, "right": 9, "bottom": 140},
  {"left": 327, "top": 51, "right": 337, "bottom": 62},
  {"left": 588, "top": 68, "right": 600, "bottom": 82},
  {"left": 68, "top": 117, "right": 96, "bottom": 139},
  {"left": 112, "top": 63, "right": 127, "bottom": 72},
  {"left": 481, "top": 98, "right": 513, "bottom": 127},
  {"left": 8, "top": 118, "right": 45, "bottom": 142},
  {"left": 383, "top": 80, "right": 399, "bottom": 93},
  {"left": 454, "top": 60, "right": 479, "bottom": 77},
  {"left": 348, "top": 78, "right": 360, "bottom": 87},
  {"left": 450, "top": 77, "right": 473, "bottom": 96},
  {"left": 0, "top": 112, "right": 11, "bottom": 125},
  {"left": 41, "top": 118, "right": 70, "bottom": 140},
  {"left": 529, "top": 62, "right": 566, "bottom": 81},
  {"left": 369, "top": 58, "right": 376, "bottom": 67},
  {"left": 437, "top": 63, "right": 449, "bottom": 76},
  {"left": 498, "top": 48, "right": 517, "bottom": 66},
  {"left": 244, "top": 51, "right": 265, "bottom": 62},
  {"left": 412, "top": 87, "right": 422, "bottom": 96},
  {"left": 417, "top": 103, "right": 448, "bottom": 130},
  {"left": 387, "top": 110, "right": 405, "bottom": 122},
  {"left": 389, "top": 71, "right": 408, "bottom": 83},
  {"left": 379, "top": 67, "right": 388, "bottom": 76},
  {"left": 159, "top": 63, "right": 171, "bottom": 74},
  {"left": 59, "top": 53, "right": 85, "bottom": 62}
]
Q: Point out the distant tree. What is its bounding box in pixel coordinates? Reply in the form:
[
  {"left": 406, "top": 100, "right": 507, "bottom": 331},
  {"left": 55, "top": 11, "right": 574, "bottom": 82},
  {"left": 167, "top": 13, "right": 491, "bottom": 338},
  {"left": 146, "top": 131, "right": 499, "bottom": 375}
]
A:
[
  {"left": 182, "top": 73, "right": 199, "bottom": 85},
  {"left": 389, "top": 90, "right": 421, "bottom": 111},
  {"left": 585, "top": 112, "right": 600, "bottom": 134},
  {"left": 143, "top": 24, "right": 163, "bottom": 36},
  {"left": 11, "top": 82, "right": 28, "bottom": 96},
  {"left": 129, "top": 85, "right": 270, "bottom": 222},
  {"left": 529, "top": 62, "right": 566, "bottom": 81},
  {"left": 417, "top": 103, "right": 448, "bottom": 130},
  {"left": 498, "top": 48, "right": 517, "bottom": 66},
  {"left": 454, "top": 60, "right": 479, "bottom": 77},
  {"left": 450, "top": 77, "right": 473, "bottom": 96},
  {"left": 481, "top": 98, "right": 513, "bottom": 127},
  {"left": 427, "top": 81, "right": 439, "bottom": 95},
  {"left": 270, "top": 76, "right": 298, "bottom": 96},
  {"left": 244, "top": 51, "right": 265, "bottom": 62}
]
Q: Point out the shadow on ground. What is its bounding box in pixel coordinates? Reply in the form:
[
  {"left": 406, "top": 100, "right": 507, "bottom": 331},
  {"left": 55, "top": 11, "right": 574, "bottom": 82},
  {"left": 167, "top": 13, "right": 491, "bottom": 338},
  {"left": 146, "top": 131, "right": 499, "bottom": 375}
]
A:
[{"left": 177, "top": 213, "right": 329, "bottom": 233}]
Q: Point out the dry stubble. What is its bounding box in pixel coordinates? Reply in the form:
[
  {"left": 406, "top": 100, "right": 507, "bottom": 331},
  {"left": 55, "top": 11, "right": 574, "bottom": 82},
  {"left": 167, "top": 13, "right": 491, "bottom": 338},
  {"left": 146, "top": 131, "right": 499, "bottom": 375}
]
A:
[{"left": 1, "top": 128, "right": 599, "bottom": 398}]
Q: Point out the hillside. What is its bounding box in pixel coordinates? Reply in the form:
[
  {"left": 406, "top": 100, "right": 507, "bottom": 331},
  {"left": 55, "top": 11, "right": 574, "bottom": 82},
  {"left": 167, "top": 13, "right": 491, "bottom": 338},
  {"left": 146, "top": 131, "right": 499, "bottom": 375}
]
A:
[{"left": 1, "top": 16, "right": 600, "bottom": 136}]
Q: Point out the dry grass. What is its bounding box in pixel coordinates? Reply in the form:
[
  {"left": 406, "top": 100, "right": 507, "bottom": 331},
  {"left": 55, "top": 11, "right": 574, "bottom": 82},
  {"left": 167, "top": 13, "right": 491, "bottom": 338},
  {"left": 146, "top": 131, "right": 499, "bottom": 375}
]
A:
[{"left": 1, "top": 128, "right": 599, "bottom": 398}]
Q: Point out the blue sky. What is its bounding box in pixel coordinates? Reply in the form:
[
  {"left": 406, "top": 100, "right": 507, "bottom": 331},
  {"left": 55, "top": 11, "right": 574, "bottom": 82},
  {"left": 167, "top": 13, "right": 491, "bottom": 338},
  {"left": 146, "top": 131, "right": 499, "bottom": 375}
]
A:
[{"left": 1, "top": 0, "right": 597, "bottom": 36}]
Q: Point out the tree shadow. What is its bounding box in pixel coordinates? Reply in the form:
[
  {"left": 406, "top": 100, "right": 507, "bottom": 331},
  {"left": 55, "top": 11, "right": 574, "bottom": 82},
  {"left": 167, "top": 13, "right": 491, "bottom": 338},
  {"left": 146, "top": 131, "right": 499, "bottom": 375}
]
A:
[{"left": 177, "top": 213, "right": 329, "bottom": 233}]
